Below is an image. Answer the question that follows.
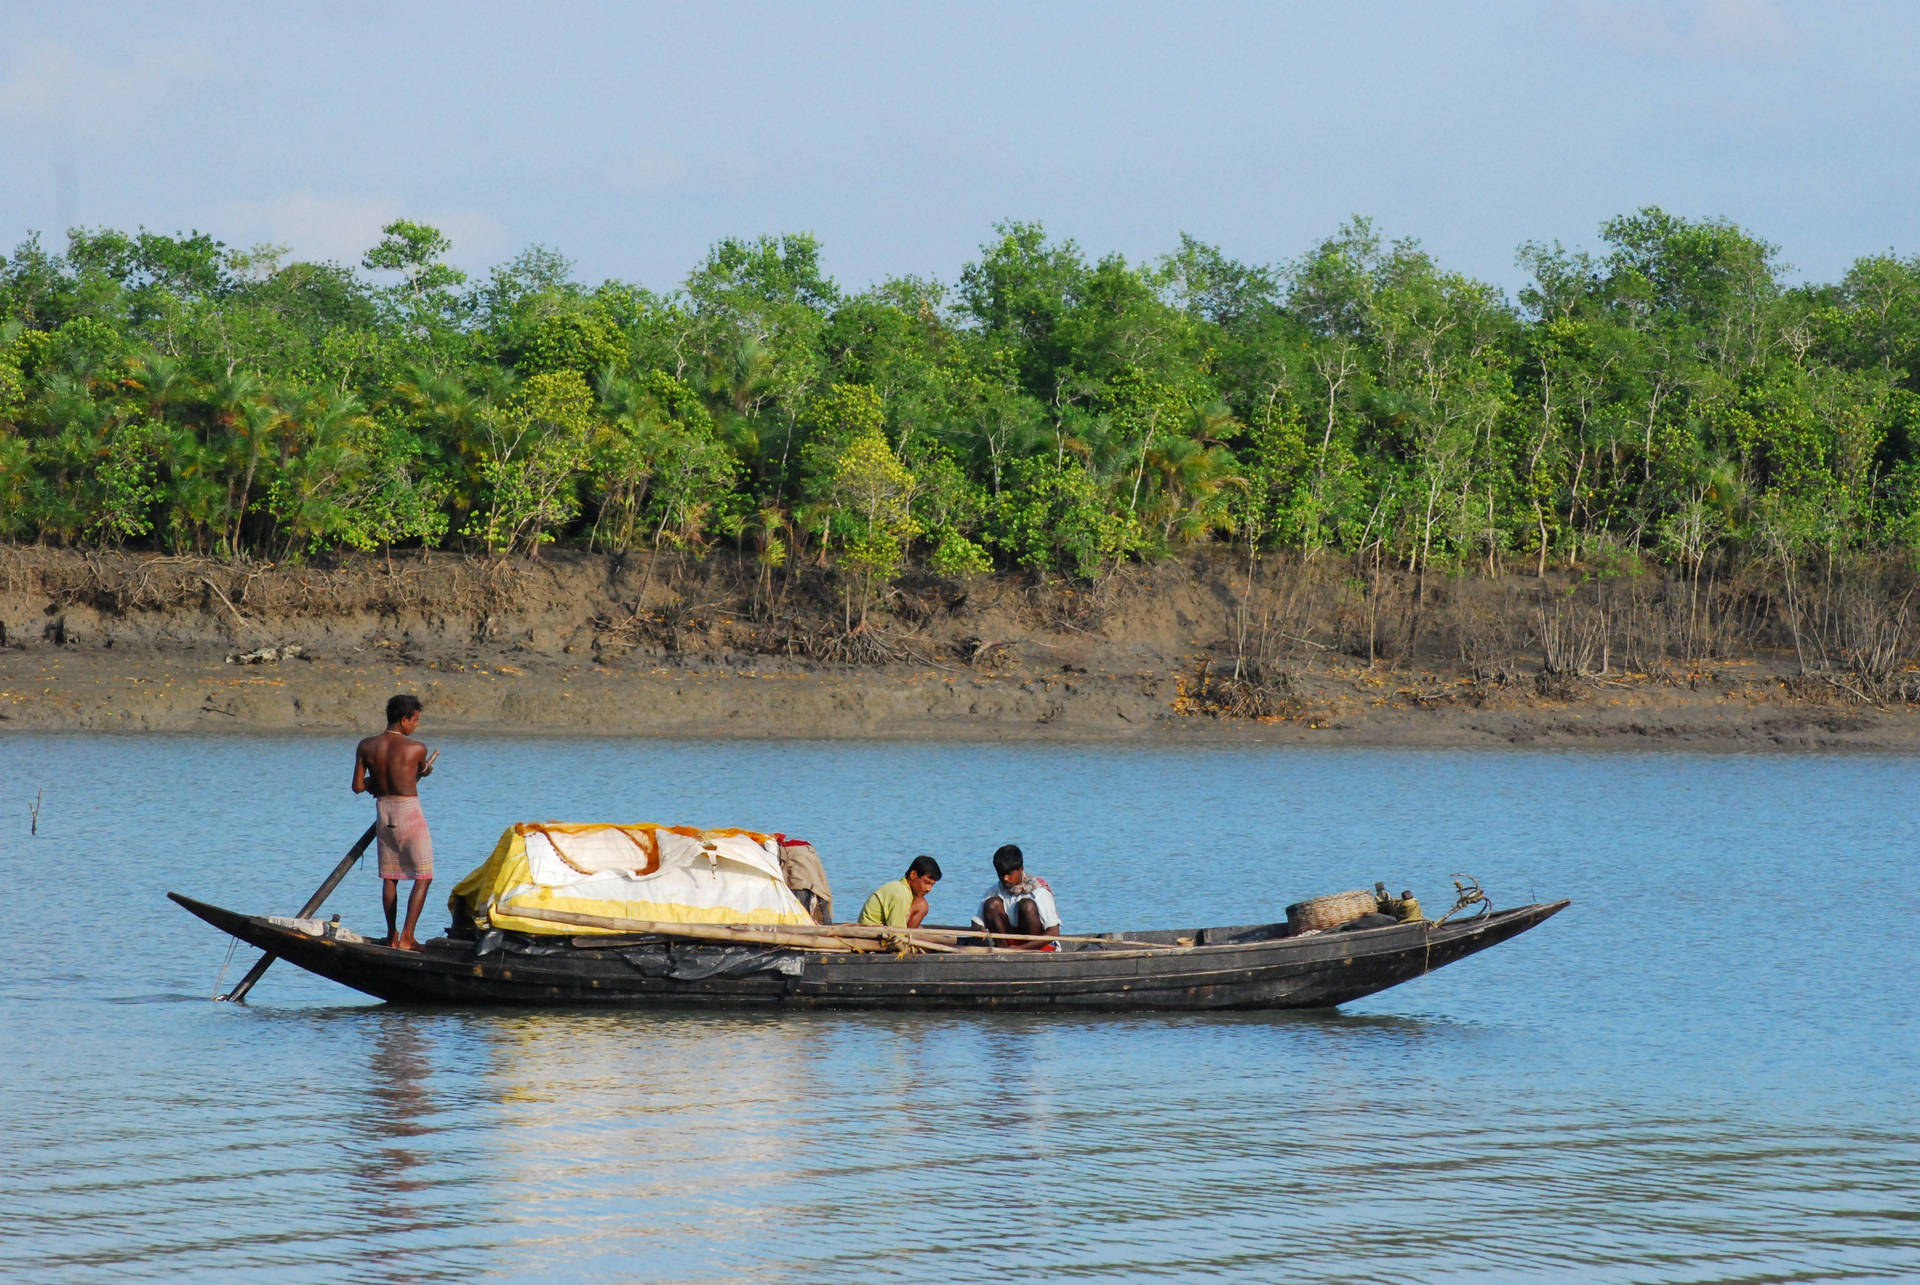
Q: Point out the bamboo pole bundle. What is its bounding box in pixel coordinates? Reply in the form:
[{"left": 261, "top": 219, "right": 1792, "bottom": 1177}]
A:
[
  {"left": 769, "top": 921, "right": 1178, "bottom": 951},
  {"left": 500, "top": 904, "right": 970, "bottom": 952},
  {"left": 501, "top": 903, "right": 1181, "bottom": 953}
]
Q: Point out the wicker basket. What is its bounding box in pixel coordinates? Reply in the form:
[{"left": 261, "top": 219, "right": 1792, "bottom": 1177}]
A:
[{"left": 1285, "top": 889, "right": 1378, "bottom": 933}]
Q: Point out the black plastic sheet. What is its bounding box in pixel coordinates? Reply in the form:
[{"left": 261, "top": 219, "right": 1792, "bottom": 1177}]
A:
[
  {"left": 472, "top": 930, "right": 806, "bottom": 979},
  {"left": 619, "top": 944, "right": 807, "bottom": 980}
]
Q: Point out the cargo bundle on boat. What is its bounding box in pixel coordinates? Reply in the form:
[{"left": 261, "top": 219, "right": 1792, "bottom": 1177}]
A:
[
  {"left": 450, "top": 822, "right": 817, "bottom": 936},
  {"left": 171, "top": 821, "right": 1568, "bottom": 1012}
]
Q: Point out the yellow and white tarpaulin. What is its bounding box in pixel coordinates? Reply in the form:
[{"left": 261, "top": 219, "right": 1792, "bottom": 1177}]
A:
[{"left": 450, "top": 823, "right": 812, "bottom": 936}]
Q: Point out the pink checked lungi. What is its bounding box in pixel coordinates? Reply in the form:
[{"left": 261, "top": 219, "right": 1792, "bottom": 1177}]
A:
[{"left": 375, "top": 796, "right": 434, "bottom": 880}]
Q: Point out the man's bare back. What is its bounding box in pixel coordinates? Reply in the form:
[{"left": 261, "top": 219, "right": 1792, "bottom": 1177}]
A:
[{"left": 353, "top": 728, "right": 435, "bottom": 797}]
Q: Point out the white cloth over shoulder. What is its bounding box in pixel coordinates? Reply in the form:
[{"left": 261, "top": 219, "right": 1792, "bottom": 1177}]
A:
[{"left": 971, "top": 878, "right": 1060, "bottom": 930}]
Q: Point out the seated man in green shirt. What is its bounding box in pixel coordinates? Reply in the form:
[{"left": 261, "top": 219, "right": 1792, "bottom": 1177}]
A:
[{"left": 857, "top": 855, "right": 942, "bottom": 928}]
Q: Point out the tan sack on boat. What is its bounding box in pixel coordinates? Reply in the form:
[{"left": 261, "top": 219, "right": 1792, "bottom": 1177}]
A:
[
  {"left": 778, "top": 837, "right": 833, "bottom": 923},
  {"left": 1286, "top": 889, "right": 1378, "bottom": 933}
]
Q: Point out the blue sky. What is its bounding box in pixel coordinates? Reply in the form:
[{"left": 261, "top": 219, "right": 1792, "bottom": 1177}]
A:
[{"left": 2, "top": 1, "right": 1915, "bottom": 296}]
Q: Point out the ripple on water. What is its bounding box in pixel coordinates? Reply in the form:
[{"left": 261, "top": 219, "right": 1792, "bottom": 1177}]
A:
[{"left": 1, "top": 737, "right": 1916, "bottom": 1282}]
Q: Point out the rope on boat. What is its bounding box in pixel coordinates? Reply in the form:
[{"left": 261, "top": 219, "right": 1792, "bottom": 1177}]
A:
[
  {"left": 1428, "top": 872, "right": 1497, "bottom": 971},
  {"left": 210, "top": 935, "right": 239, "bottom": 1000},
  {"left": 1433, "top": 873, "right": 1493, "bottom": 927}
]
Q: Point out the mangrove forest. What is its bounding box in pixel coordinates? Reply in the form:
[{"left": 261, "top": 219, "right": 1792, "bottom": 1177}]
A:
[{"left": 2, "top": 210, "right": 1918, "bottom": 597}]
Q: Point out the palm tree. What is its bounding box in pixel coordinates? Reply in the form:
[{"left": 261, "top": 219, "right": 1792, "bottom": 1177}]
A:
[
  {"left": 1143, "top": 434, "right": 1243, "bottom": 546},
  {"left": 392, "top": 364, "right": 509, "bottom": 523},
  {"left": 124, "top": 352, "right": 193, "bottom": 423},
  {"left": 272, "top": 393, "right": 374, "bottom": 556},
  {"left": 31, "top": 375, "right": 108, "bottom": 543},
  {"left": 225, "top": 394, "right": 286, "bottom": 556},
  {"left": 587, "top": 372, "right": 666, "bottom": 552},
  {"left": 704, "top": 332, "right": 778, "bottom": 417}
]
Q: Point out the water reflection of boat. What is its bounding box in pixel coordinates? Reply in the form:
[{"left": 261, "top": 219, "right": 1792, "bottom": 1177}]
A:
[{"left": 168, "top": 892, "right": 1567, "bottom": 1012}]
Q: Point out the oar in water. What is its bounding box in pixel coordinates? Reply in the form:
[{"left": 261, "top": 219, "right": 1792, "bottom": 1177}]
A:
[{"left": 218, "top": 822, "right": 379, "bottom": 1003}]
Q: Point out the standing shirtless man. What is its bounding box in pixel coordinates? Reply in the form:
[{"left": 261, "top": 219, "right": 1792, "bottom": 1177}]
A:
[{"left": 352, "top": 694, "right": 439, "bottom": 950}]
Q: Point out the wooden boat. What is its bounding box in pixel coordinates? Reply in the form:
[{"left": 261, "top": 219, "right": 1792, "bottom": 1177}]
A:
[{"left": 169, "top": 891, "right": 1568, "bottom": 1012}]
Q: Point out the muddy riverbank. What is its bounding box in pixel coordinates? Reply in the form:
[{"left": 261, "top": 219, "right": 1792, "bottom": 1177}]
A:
[{"left": 3, "top": 546, "right": 1915, "bottom": 749}]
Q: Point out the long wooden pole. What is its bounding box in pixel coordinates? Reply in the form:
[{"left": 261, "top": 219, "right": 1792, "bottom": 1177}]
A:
[
  {"left": 219, "top": 822, "right": 379, "bottom": 1003},
  {"left": 504, "top": 904, "right": 1180, "bottom": 953},
  {"left": 499, "top": 903, "right": 943, "bottom": 952},
  {"left": 774, "top": 921, "right": 1179, "bottom": 951}
]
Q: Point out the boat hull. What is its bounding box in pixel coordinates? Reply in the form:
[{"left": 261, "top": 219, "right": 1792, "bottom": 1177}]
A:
[{"left": 169, "top": 892, "right": 1568, "bottom": 1012}]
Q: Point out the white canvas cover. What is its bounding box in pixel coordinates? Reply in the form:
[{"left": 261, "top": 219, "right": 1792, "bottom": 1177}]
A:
[{"left": 450, "top": 823, "right": 813, "bottom": 935}]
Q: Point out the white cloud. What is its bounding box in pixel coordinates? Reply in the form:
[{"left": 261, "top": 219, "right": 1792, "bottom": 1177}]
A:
[
  {"left": 1693, "top": 0, "right": 1792, "bottom": 55},
  {"left": 0, "top": 39, "right": 212, "bottom": 142},
  {"left": 1570, "top": 0, "right": 1792, "bottom": 59},
  {"left": 598, "top": 144, "right": 792, "bottom": 198},
  {"left": 228, "top": 191, "right": 510, "bottom": 270},
  {"left": 255, "top": 192, "right": 397, "bottom": 266},
  {"left": 430, "top": 209, "right": 512, "bottom": 266},
  {"left": 605, "top": 146, "right": 690, "bottom": 193}
]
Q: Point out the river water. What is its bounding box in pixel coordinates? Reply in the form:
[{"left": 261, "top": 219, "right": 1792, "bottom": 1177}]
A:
[{"left": 1, "top": 735, "right": 1914, "bottom": 1282}]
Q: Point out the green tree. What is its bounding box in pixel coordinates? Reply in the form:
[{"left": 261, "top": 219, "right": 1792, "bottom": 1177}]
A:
[
  {"left": 987, "top": 456, "right": 1135, "bottom": 578},
  {"left": 589, "top": 371, "right": 736, "bottom": 552},
  {"left": 821, "top": 428, "right": 917, "bottom": 627},
  {"left": 467, "top": 370, "right": 597, "bottom": 556},
  {"left": 362, "top": 220, "right": 468, "bottom": 338}
]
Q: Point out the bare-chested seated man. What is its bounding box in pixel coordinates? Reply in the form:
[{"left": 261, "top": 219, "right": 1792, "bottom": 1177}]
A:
[
  {"left": 971, "top": 844, "right": 1061, "bottom": 950},
  {"left": 352, "top": 694, "right": 439, "bottom": 951}
]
